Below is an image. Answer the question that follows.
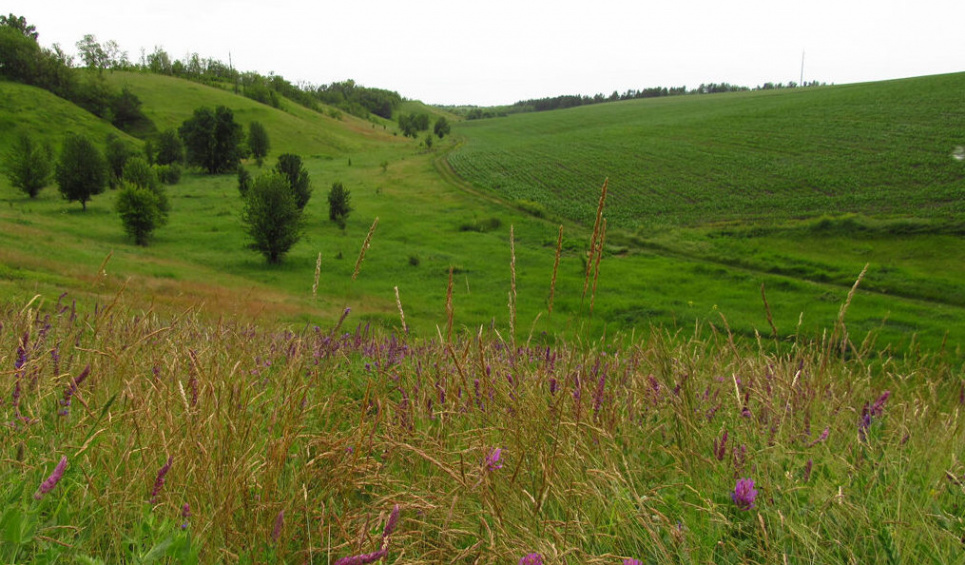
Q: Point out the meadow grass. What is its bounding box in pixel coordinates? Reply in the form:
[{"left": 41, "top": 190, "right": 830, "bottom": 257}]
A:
[{"left": 2, "top": 284, "right": 964, "bottom": 563}]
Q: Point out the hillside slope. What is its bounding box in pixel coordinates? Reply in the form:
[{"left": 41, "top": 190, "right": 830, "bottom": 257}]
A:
[{"left": 448, "top": 73, "right": 965, "bottom": 229}]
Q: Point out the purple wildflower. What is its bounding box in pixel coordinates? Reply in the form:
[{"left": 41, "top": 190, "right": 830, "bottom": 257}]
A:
[
  {"left": 870, "top": 391, "right": 891, "bottom": 417},
  {"left": 803, "top": 459, "right": 813, "bottom": 483},
  {"left": 624, "top": 560, "right": 644, "bottom": 565},
  {"left": 60, "top": 364, "right": 91, "bottom": 416},
  {"left": 382, "top": 504, "right": 400, "bottom": 539},
  {"left": 519, "top": 554, "right": 543, "bottom": 565},
  {"left": 731, "top": 478, "right": 758, "bottom": 511},
  {"left": 181, "top": 503, "right": 191, "bottom": 529},
  {"left": 272, "top": 510, "right": 284, "bottom": 543},
  {"left": 34, "top": 456, "right": 67, "bottom": 499},
  {"left": 713, "top": 431, "right": 728, "bottom": 461},
  {"left": 485, "top": 448, "right": 503, "bottom": 472},
  {"left": 333, "top": 549, "right": 387, "bottom": 565},
  {"left": 150, "top": 456, "right": 173, "bottom": 503},
  {"left": 807, "top": 427, "right": 830, "bottom": 447}
]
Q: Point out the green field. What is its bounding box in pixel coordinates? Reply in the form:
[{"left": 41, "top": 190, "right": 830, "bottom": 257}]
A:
[
  {"left": 2, "top": 72, "right": 965, "bottom": 357},
  {"left": 3, "top": 51, "right": 965, "bottom": 564},
  {"left": 448, "top": 73, "right": 965, "bottom": 229}
]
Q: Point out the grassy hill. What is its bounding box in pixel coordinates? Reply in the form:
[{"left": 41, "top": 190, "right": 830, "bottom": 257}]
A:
[
  {"left": 1, "top": 72, "right": 964, "bottom": 356},
  {"left": 448, "top": 73, "right": 965, "bottom": 229}
]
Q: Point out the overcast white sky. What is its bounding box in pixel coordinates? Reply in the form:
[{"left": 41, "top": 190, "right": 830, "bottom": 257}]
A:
[{"left": 7, "top": 0, "right": 963, "bottom": 106}]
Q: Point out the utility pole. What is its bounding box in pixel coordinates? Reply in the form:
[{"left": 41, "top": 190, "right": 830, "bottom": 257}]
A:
[{"left": 800, "top": 50, "right": 805, "bottom": 86}]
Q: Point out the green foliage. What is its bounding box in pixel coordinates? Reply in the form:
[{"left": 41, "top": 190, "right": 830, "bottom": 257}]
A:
[
  {"left": 2, "top": 132, "right": 52, "bottom": 198},
  {"left": 55, "top": 133, "right": 107, "bottom": 210},
  {"left": 153, "top": 129, "right": 184, "bottom": 166},
  {"left": 155, "top": 163, "right": 181, "bottom": 185},
  {"left": 515, "top": 199, "right": 546, "bottom": 218},
  {"left": 116, "top": 184, "right": 164, "bottom": 246},
  {"left": 0, "top": 13, "right": 37, "bottom": 39},
  {"left": 398, "top": 112, "right": 430, "bottom": 138},
  {"left": 434, "top": 116, "right": 451, "bottom": 139},
  {"left": 179, "top": 105, "right": 244, "bottom": 174},
  {"left": 273, "top": 153, "right": 311, "bottom": 210},
  {"left": 247, "top": 121, "right": 270, "bottom": 166},
  {"left": 423, "top": 133, "right": 433, "bottom": 150},
  {"left": 104, "top": 133, "right": 133, "bottom": 189},
  {"left": 242, "top": 172, "right": 303, "bottom": 264},
  {"left": 327, "top": 181, "right": 351, "bottom": 229},
  {"left": 122, "top": 156, "right": 157, "bottom": 190},
  {"left": 237, "top": 166, "right": 252, "bottom": 197}
]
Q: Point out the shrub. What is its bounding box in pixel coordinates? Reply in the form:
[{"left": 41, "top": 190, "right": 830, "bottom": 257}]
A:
[
  {"left": 155, "top": 163, "right": 181, "bottom": 185},
  {"left": 116, "top": 184, "right": 164, "bottom": 245},
  {"left": 242, "top": 172, "right": 303, "bottom": 264}
]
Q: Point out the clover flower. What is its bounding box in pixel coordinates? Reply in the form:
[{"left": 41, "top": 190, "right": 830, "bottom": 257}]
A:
[
  {"left": 485, "top": 448, "right": 503, "bottom": 472},
  {"left": 518, "top": 554, "right": 543, "bottom": 565},
  {"left": 731, "top": 477, "right": 758, "bottom": 511}
]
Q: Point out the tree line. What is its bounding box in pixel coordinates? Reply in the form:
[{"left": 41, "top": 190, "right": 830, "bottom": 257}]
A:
[{"left": 455, "top": 81, "right": 828, "bottom": 119}]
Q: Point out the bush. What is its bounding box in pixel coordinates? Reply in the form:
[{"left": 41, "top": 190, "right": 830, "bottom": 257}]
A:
[
  {"left": 155, "top": 163, "right": 182, "bottom": 185},
  {"left": 116, "top": 184, "right": 164, "bottom": 246},
  {"left": 242, "top": 172, "right": 303, "bottom": 264},
  {"left": 459, "top": 217, "right": 503, "bottom": 233},
  {"left": 274, "top": 154, "right": 311, "bottom": 210},
  {"left": 515, "top": 199, "right": 546, "bottom": 218},
  {"left": 327, "top": 181, "right": 352, "bottom": 229},
  {"left": 238, "top": 167, "right": 252, "bottom": 197},
  {"left": 2, "top": 133, "right": 52, "bottom": 198}
]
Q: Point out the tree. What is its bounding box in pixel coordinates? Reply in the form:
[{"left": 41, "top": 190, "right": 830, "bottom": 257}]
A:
[
  {"left": 424, "top": 133, "right": 433, "bottom": 150},
  {"left": 76, "top": 34, "right": 108, "bottom": 71},
  {"left": 327, "top": 181, "right": 352, "bottom": 229},
  {"left": 248, "top": 121, "right": 270, "bottom": 166},
  {"left": 434, "top": 117, "right": 451, "bottom": 139},
  {"left": 116, "top": 185, "right": 164, "bottom": 246},
  {"left": 2, "top": 133, "right": 53, "bottom": 198},
  {"left": 123, "top": 155, "right": 170, "bottom": 216},
  {"left": 0, "top": 14, "right": 38, "bottom": 40},
  {"left": 274, "top": 154, "right": 311, "bottom": 210},
  {"left": 104, "top": 133, "right": 133, "bottom": 189},
  {"left": 154, "top": 129, "right": 184, "bottom": 166},
  {"left": 56, "top": 134, "right": 107, "bottom": 210},
  {"left": 179, "top": 105, "right": 244, "bottom": 174},
  {"left": 242, "top": 172, "right": 303, "bottom": 264}
]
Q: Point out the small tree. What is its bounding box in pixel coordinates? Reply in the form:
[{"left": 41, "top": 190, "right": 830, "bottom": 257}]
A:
[
  {"left": 123, "top": 156, "right": 169, "bottom": 216},
  {"left": 424, "top": 133, "right": 433, "bottom": 150},
  {"left": 2, "top": 133, "right": 53, "bottom": 198},
  {"left": 242, "top": 172, "right": 303, "bottom": 264},
  {"left": 104, "top": 133, "right": 133, "bottom": 189},
  {"left": 434, "top": 117, "right": 451, "bottom": 139},
  {"left": 116, "top": 185, "right": 163, "bottom": 246},
  {"left": 274, "top": 154, "right": 311, "bottom": 210},
  {"left": 248, "top": 121, "right": 270, "bottom": 166},
  {"left": 327, "top": 181, "right": 352, "bottom": 229},
  {"left": 154, "top": 129, "right": 184, "bottom": 166},
  {"left": 179, "top": 105, "right": 243, "bottom": 174},
  {"left": 56, "top": 133, "right": 107, "bottom": 210},
  {"left": 237, "top": 166, "right": 253, "bottom": 197}
]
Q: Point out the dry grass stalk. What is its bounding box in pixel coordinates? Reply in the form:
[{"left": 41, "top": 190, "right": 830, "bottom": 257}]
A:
[
  {"left": 761, "top": 282, "right": 778, "bottom": 339},
  {"left": 352, "top": 217, "right": 379, "bottom": 280},
  {"left": 509, "top": 225, "right": 517, "bottom": 348},
  {"left": 312, "top": 252, "right": 322, "bottom": 299},
  {"left": 835, "top": 262, "right": 870, "bottom": 358},
  {"left": 548, "top": 225, "right": 563, "bottom": 315},
  {"left": 394, "top": 286, "right": 408, "bottom": 335},
  {"left": 589, "top": 218, "right": 607, "bottom": 314},
  {"left": 582, "top": 178, "right": 609, "bottom": 301},
  {"left": 446, "top": 267, "right": 454, "bottom": 342}
]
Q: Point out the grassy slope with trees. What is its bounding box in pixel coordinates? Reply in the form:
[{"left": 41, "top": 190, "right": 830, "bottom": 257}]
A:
[
  {"left": 2, "top": 72, "right": 965, "bottom": 355},
  {"left": 2, "top": 26, "right": 965, "bottom": 563}
]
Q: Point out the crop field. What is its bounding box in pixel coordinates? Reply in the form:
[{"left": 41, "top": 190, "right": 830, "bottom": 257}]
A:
[{"left": 447, "top": 73, "right": 965, "bottom": 230}]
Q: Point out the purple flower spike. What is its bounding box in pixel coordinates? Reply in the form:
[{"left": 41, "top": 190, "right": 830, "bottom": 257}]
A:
[
  {"left": 624, "top": 560, "right": 644, "bottom": 565},
  {"left": 35, "top": 456, "right": 67, "bottom": 499},
  {"left": 485, "top": 448, "right": 504, "bottom": 472},
  {"left": 333, "top": 549, "right": 387, "bottom": 565},
  {"left": 382, "top": 504, "right": 400, "bottom": 539},
  {"left": 519, "top": 554, "right": 543, "bottom": 565},
  {"left": 150, "top": 456, "right": 173, "bottom": 503},
  {"left": 731, "top": 477, "right": 758, "bottom": 511},
  {"left": 272, "top": 510, "right": 284, "bottom": 543},
  {"left": 181, "top": 503, "right": 191, "bottom": 529}
]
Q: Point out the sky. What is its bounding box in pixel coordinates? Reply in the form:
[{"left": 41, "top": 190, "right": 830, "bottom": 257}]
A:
[{"left": 7, "top": 0, "right": 964, "bottom": 106}]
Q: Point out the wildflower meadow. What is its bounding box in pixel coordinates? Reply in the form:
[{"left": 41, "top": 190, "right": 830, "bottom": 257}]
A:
[{"left": 2, "top": 285, "right": 964, "bottom": 563}]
